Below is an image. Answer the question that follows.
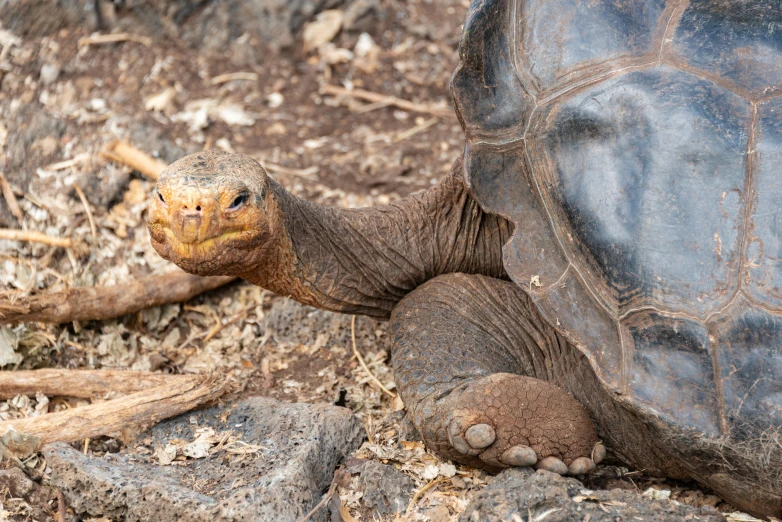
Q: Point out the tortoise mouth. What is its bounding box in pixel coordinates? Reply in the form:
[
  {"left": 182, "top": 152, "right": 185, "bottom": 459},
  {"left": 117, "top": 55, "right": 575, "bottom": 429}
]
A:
[
  {"left": 160, "top": 227, "right": 251, "bottom": 249},
  {"left": 149, "top": 224, "right": 257, "bottom": 258}
]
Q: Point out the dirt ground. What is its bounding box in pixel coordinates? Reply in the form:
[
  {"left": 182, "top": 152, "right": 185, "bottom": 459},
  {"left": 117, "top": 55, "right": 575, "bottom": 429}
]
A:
[{"left": 0, "top": 1, "right": 766, "bottom": 521}]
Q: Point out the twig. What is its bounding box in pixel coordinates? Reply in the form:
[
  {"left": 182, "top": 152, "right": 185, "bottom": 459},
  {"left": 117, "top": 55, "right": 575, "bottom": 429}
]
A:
[
  {"left": 56, "top": 489, "right": 65, "bottom": 522},
  {"left": 0, "top": 172, "right": 23, "bottom": 223},
  {"left": 353, "top": 98, "right": 395, "bottom": 114},
  {"left": 78, "top": 33, "right": 153, "bottom": 48},
  {"left": 45, "top": 153, "right": 91, "bottom": 171},
  {"left": 394, "top": 117, "right": 438, "bottom": 143},
  {"left": 0, "top": 369, "right": 193, "bottom": 399},
  {"left": 210, "top": 72, "right": 258, "bottom": 85},
  {"left": 72, "top": 183, "right": 96, "bottom": 239},
  {"left": 100, "top": 141, "right": 167, "bottom": 181},
  {"left": 0, "top": 270, "right": 236, "bottom": 325},
  {"left": 351, "top": 315, "right": 396, "bottom": 397},
  {"left": 258, "top": 160, "right": 319, "bottom": 179},
  {"left": 203, "top": 304, "right": 254, "bottom": 343},
  {"left": 0, "top": 373, "right": 226, "bottom": 457},
  {"left": 0, "top": 229, "right": 72, "bottom": 248},
  {"left": 320, "top": 84, "right": 455, "bottom": 118},
  {"left": 297, "top": 468, "right": 341, "bottom": 522},
  {"left": 406, "top": 476, "right": 448, "bottom": 513}
]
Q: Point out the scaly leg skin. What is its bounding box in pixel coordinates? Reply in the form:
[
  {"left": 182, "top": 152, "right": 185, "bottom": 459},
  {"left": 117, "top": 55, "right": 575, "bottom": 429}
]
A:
[{"left": 391, "top": 273, "right": 603, "bottom": 474}]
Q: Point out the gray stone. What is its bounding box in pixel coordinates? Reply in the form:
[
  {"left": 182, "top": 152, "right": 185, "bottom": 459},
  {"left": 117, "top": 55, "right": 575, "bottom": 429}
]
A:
[
  {"left": 43, "top": 397, "right": 365, "bottom": 522},
  {"left": 39, "top": 63, "right": 60, "bottom": 85},
  {"left": 460, "top": 469, "right": 726, "bottom": 522},
  {"left": 356, "top": 460, "right": 415, "bottom": 516},
  {"left": 0, "top": 468, "right": 58, "bottom": 521}
]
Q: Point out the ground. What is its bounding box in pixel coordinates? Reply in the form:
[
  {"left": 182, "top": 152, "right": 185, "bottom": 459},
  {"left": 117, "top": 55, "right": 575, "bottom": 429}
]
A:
[{"left": 0, "top": 1, "right": 766, "bottom": 521}]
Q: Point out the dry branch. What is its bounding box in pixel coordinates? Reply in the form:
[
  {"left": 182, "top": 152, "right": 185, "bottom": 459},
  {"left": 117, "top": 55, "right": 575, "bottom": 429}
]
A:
[
  {"left": 0, "top": 172, "right": 22, "bottom": 223},
  {"left": 0, "top": 369, "right": 192, "bottom": 400},
  {"left": 0, "top": 229, "right": 72, "bottom": 248},
  {"left": 0, "top": 372, "right": 225, "bottom": 455},
  {"left": 100, "top": 141, "right": 167, "bottom": 181},
  {"left": 320, "top": 84, "right": 456, "bottom": 118},
  {"left": 77, "top": 33, "right": 153, "bottom": 48},
  {"left": 0, "top": 270, "right": 236, "bottom": 325},
  {"left": 72, "top": 183, "right": 96, "bottom": 238},
  {"left": 210, "top": 72, "right": 258, "bottom": 85}
]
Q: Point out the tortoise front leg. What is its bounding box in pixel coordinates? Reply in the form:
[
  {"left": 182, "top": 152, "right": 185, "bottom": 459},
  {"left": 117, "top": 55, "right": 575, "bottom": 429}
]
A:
[{"left": 391, "top": 273, "right": 603, "bottom": 474}]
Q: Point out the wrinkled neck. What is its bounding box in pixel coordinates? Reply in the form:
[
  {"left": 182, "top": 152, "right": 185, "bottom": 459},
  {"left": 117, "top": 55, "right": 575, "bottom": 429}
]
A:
[{"left": 244, "top": 160, "right": 512, "bottom": 319}]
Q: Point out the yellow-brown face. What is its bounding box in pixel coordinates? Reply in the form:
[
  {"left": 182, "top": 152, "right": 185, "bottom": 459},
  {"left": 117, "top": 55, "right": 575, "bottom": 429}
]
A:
[{"left": 147, "top": 151, "right": 271, "bottom": 276}]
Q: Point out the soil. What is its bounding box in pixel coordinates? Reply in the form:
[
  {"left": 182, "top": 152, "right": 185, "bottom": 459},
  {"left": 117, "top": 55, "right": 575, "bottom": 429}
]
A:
[{"left": 0, "top": 1, "right": 766, "bottom": 521}]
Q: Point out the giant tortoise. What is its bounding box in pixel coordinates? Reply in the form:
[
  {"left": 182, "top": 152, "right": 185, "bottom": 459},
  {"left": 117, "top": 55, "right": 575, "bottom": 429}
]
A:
[{"left": 147, "top": 0, "right": 782, "bottom": 517}]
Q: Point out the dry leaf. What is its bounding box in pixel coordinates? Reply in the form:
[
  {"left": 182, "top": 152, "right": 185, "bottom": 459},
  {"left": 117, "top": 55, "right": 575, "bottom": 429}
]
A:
[
  {"left": 302, "top": 10, "right": 344, "bottom": 52},
  {"left": 641, "top": 488, "right": 671, "bottom": 500},
  {"left": 144, "top": 87, "right": 176, "bottom": 115}
]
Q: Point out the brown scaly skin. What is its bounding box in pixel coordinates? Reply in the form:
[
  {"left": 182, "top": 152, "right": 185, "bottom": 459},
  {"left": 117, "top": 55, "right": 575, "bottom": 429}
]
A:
[
  {"left": 148, "top": 150, "right": 603, "bottom": 475},
  {"left": 149, "top": 151, "right": 512, "bottom": 318}
]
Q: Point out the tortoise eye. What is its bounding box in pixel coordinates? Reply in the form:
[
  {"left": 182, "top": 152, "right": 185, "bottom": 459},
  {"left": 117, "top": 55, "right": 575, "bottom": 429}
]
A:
[
  {"left": 228, "top": 193, "right": 248, "bottom": 211},
  {"left": 158, "top": 191, "right": 166, "bottom": 204}
]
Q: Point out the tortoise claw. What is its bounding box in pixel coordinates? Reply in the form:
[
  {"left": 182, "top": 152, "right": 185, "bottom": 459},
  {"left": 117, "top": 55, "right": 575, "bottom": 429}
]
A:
[
  {"left": 465, "top": 423, "right": 496, "bottom": 449},
  {"left": 500, "top": 445, "right": 538, "bottom": 467},
  {"left": 535, "top": 456, "right": 569, "bottom": 475},
  {"left": 592, "top": 442, "right": 606, "bottom": 464},
  {"left": 568, "top": 456, "right": 597, "bottom": 475}
]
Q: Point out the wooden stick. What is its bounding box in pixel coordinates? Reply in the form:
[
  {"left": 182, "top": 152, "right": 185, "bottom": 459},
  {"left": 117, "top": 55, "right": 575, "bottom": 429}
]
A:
[
  {"left": 100, "top": 141, "right": 167, "bottom": 181},
  {"left": 320, "top": 84, "right": 455, "bottom": 118},
  {"left": 0, "top": 373, "right": 225, "bottom": 455},
  {"left": 0, "top": 229, "right": 72, "bottom": 248},
  {"left": 77, "top": 33, "right": 153, "bottom": 48},
  {"left": 0, "top": 370, "right": 193, "bottom": 400},
  {"left": 0, "top": 172, "right": 23, "bottom": 223},
  {"left": 72, "top": 183, "right": 96, "bottom": 238},
  {"left": 0, "top": 270, "right": 236, "bottom": 325},
  {"left": 210, "top": 72, "right": 258, "bottom": 85},
  {"left": 394, "top": 117, "right": 438, "bottom": 143}
]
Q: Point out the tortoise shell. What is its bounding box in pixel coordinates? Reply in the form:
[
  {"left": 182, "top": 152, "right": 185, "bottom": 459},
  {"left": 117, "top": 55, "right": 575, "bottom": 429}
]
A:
[{"left": 453, "top": 0, "right": 782, "bottom": 441}]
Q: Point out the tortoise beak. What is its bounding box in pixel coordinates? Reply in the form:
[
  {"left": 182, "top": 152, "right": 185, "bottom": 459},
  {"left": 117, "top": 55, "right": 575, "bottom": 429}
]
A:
[{"left": 170, "top": 192, "right": 219, "bottom": 244}]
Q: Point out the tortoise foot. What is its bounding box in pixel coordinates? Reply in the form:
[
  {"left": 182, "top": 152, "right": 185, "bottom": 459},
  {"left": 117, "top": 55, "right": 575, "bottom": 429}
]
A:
[{"left": 441, "top": 373, "right": 600, "bottom": 475}]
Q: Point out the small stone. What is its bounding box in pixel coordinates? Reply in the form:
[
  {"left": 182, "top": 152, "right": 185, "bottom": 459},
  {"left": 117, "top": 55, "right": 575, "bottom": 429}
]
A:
[
  {"left": 39, "top": 63, "right": 60, "bottom": 85},
  {"left": 357, "top": 460, "right": 415, "bottom": 516},
  {"left": 267, "top": 92, "right": 284, "bottom": 108}
]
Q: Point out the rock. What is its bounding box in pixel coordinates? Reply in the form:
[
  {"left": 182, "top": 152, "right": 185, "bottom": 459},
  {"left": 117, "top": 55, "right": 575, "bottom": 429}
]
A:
[
  {"left": 424, "top": 504, "right": 451, "bottom": 522},
  {"left": 356, "top": 460, "right": 415, "bottom": 516},
  {"left": 460, "top": 469, "right": 726, "bottom": 522},
  {"left": 43, "top": 397, "right": 365, "bottom": 522},
  {"left": 39, "top": 63, "right": 61, "bottom": 85},
  {"left": 0, "top": 468, "right": 58, "bottom": 521},
  {"left": 342, "top": 0, "right": 381, "bottom": 32}
]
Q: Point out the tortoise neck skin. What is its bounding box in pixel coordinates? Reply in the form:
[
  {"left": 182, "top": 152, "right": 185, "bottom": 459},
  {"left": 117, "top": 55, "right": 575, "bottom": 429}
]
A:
[{"left": 148, "top": 151, "right": 512, "bottom": 319}]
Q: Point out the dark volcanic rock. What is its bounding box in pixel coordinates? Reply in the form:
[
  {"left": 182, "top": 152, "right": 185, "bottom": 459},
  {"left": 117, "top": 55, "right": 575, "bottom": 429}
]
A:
[
  {"left": 43, "top": 397, "right": 365, "bottom": 522},
  {"left": 356, "top": 460, "right": 415, "bottom": 516},
  {"left": 0, "top": 467, "right": 58, "bottom": 521},
  {"left": 460, "top": 469, "right": 726, "bottom": 522}
]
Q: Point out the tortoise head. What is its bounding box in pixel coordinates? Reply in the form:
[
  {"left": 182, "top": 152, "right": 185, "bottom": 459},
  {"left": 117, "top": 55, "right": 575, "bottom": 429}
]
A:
[{"left": 147, "top": 150, "right": 272, "bottom": 276}]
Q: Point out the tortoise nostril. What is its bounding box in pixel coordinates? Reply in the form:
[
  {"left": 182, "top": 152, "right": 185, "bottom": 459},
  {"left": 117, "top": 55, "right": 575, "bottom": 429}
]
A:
[{"left": 196, "top": 205, "right": 201, "bottom": 211}]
